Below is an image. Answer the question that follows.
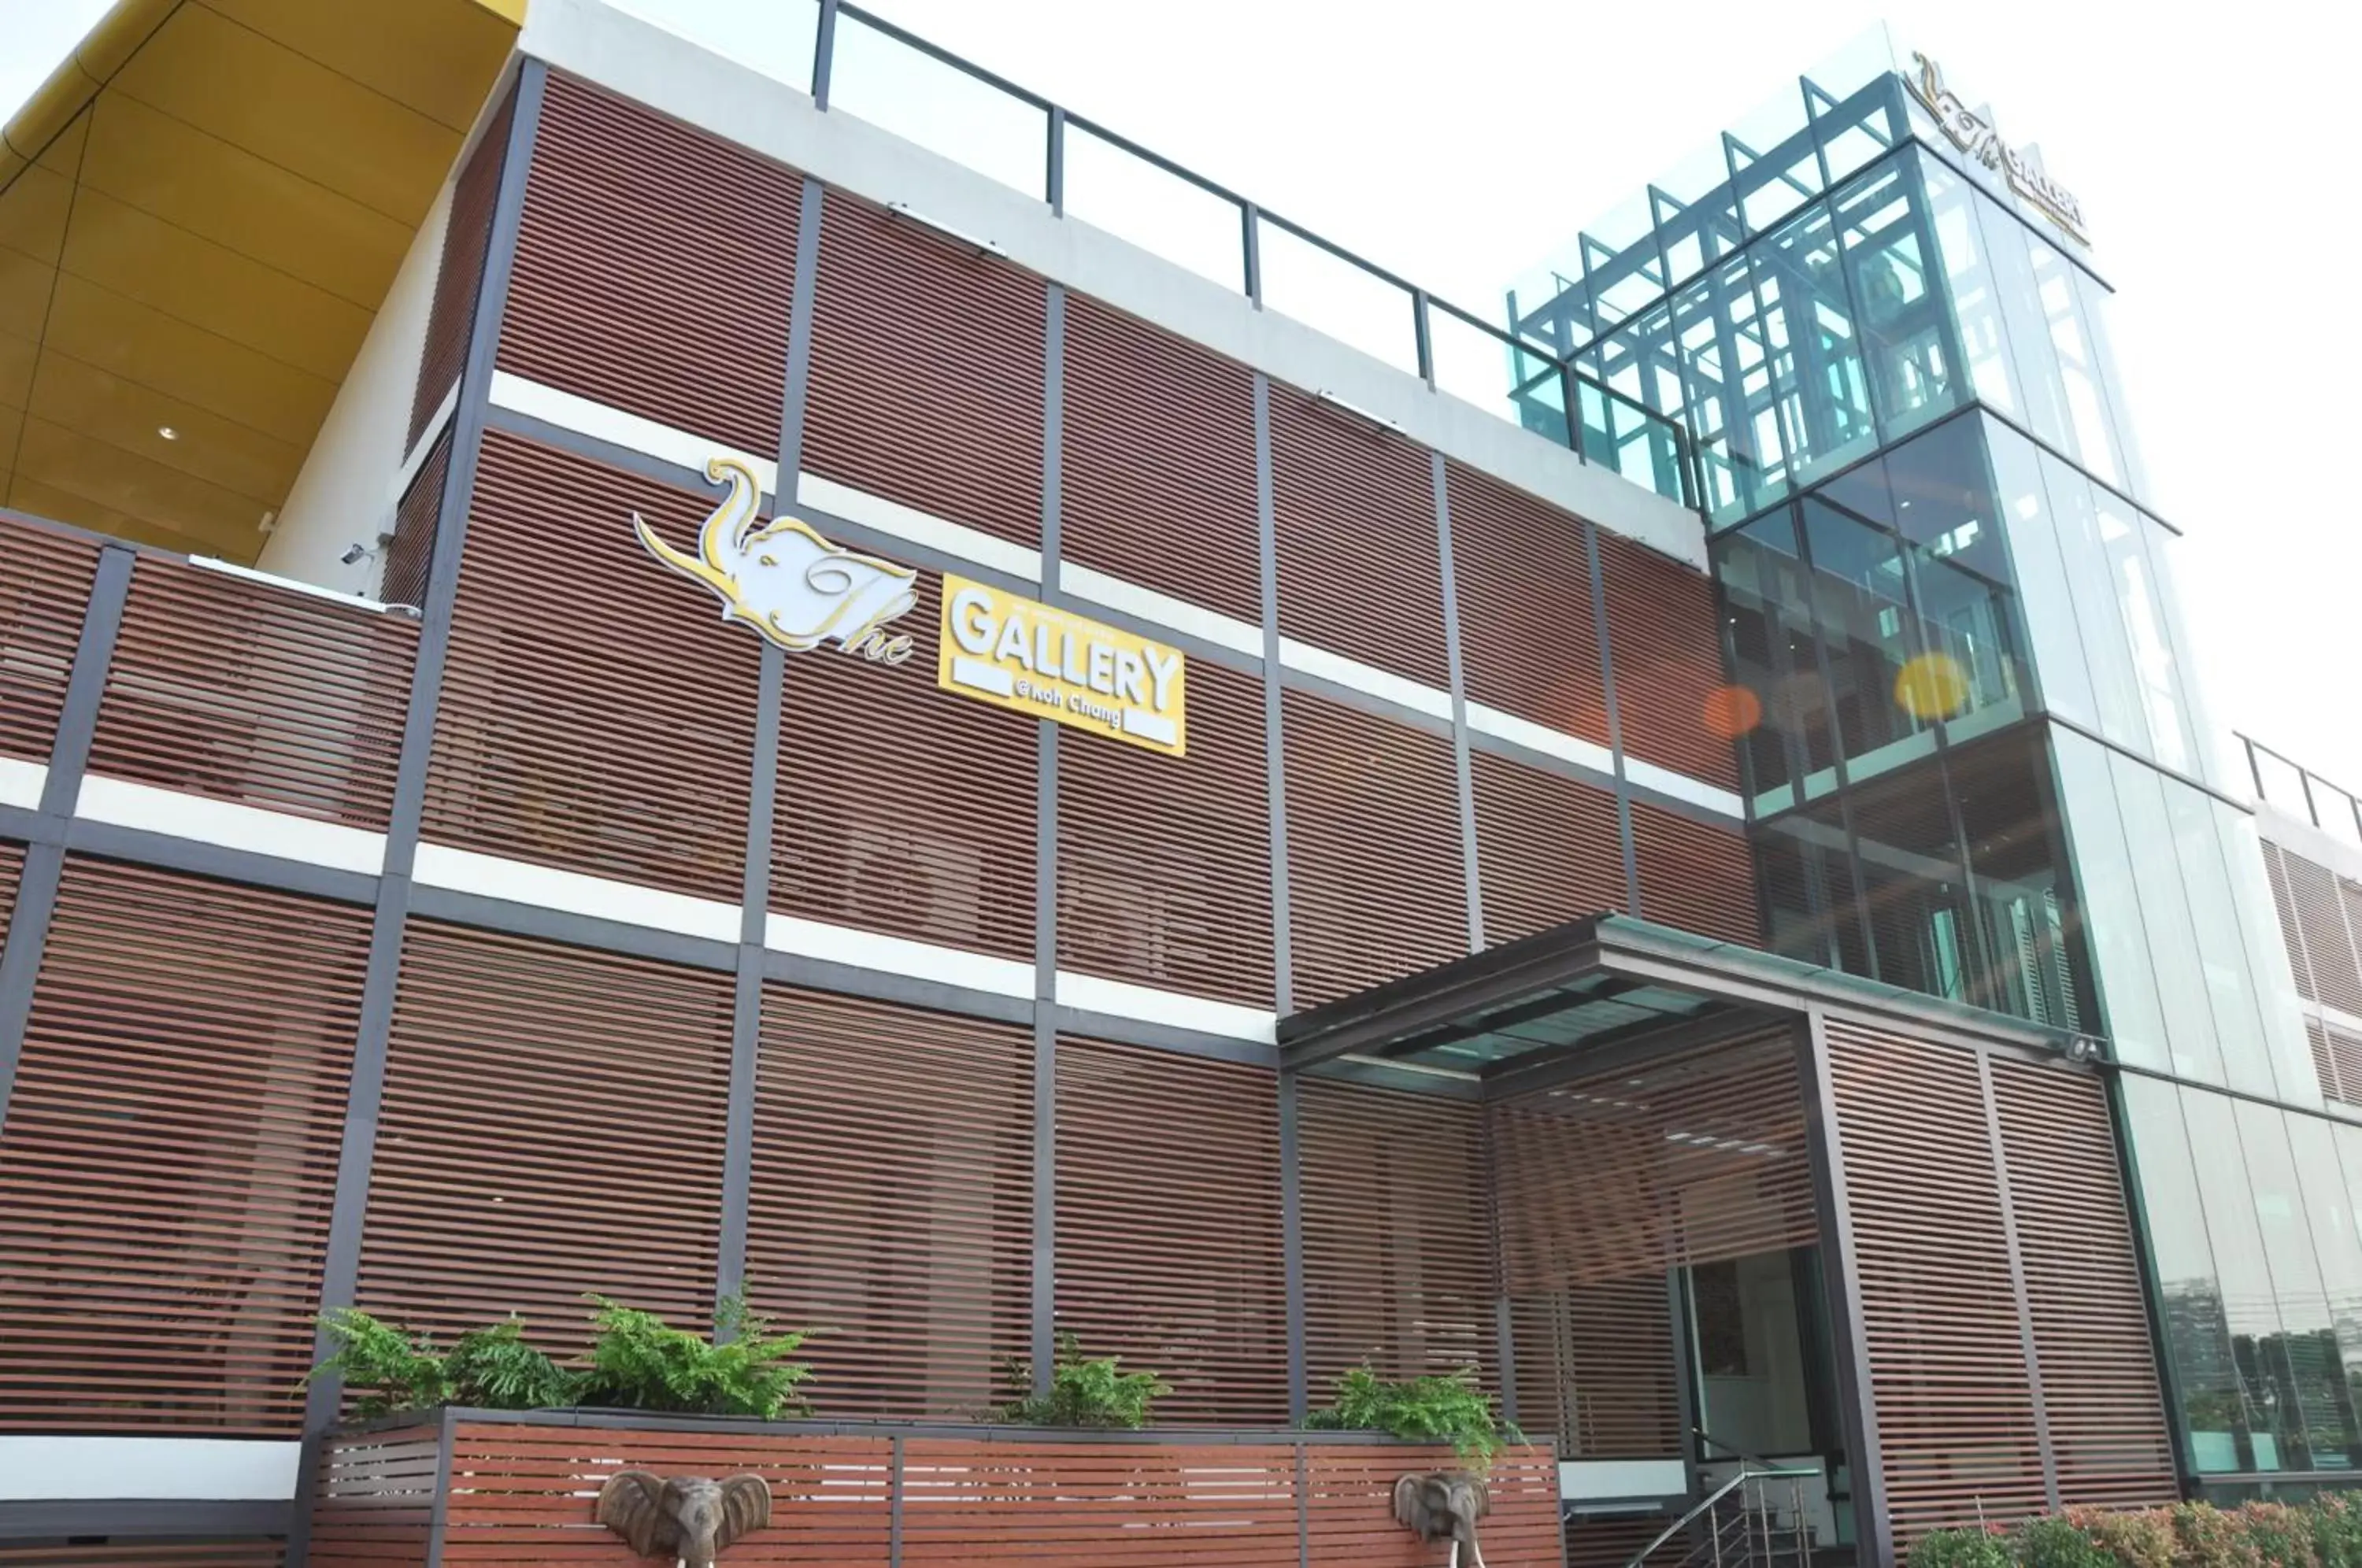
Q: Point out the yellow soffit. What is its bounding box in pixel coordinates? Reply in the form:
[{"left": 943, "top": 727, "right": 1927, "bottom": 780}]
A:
[{"left": 0, "top": 0, "right": 524, "bottom": 561}]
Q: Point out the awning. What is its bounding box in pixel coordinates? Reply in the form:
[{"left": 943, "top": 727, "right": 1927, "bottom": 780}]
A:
[{"left": 1279, "top": 913, "right": 2081, "bottom": 1092}]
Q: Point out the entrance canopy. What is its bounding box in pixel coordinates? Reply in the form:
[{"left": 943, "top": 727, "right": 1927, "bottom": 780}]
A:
[{"left": 1280, "top": 914, "right": 2082, "bottom": 1093}]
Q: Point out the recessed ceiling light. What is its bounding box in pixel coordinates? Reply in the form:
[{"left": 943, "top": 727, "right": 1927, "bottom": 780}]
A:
[{"left": 157, "top": 426, "right": 178, "bottom": 441}]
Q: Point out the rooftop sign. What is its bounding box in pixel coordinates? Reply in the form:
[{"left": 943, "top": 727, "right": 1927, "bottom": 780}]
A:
[{"left": 1905, "top": 52, "right": 2089, "bottom": 246}]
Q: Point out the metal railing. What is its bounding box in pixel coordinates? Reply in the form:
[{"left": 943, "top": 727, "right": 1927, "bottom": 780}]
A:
[
  {"left": 1624, "top": 1466, "right": 1820, "bottom": 1568},
  {"left": 793, "top": 0, "right": 1698, "bottom": 508},
  {"left": 2242, "top": 734, "right": 2362, "bottom": 851}
]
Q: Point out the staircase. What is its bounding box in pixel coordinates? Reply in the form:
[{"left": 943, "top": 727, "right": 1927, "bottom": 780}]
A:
[{"left": 1623, "top": 1467, "right": 1822, "bottom": 1568}]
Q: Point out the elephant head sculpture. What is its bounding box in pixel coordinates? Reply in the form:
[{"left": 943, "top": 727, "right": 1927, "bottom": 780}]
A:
[
  {"left": 1393, "top": 1470, "right": 1490, "bottom": 1568},
  {"left": 594, "top": 1469, "right": 771, "bottom": 1567},
  {"left": 635, "top": 456, "right": 917, "bottom": 654}
]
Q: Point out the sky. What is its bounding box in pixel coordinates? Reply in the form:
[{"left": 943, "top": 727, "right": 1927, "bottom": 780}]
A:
[{"left": 6, "top": 0, "right": 2356, "bottom": 796}]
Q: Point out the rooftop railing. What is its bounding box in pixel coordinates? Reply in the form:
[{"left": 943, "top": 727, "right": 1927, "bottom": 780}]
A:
[
  {"left": 2243, "top": 734, "right": 2362, "bottom": 852},
  {"left": 756, "top": 0, "right": 1697, "bottom": 508}
]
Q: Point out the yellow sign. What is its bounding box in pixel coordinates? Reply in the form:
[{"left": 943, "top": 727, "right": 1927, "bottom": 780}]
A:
[{"left": 939, "top": 575, "right": 1187, "bottom": 756}]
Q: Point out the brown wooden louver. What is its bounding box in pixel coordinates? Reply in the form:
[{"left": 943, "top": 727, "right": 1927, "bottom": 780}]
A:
[
  {"left": 499, "top": 72, "right": 797, "bottom": 457},
  {"left": 1058, "top": 657, "right": 1273, "bottom": 1007},
  {"left": 1059, "top": 293, "right": 1261, "bottom": 624},
  {"left": 745, "top": 985, "right": 1033, "bottom": 1418},
  {"left": 804, "top": 189, "right": 1046, "bottom": 549},
  {"left": 1268, "top": 382, "right": 1449, "bottom": 688},
  {"left": 1510, "top": 1274, "right": 1681, "bottom": 1456},
  {"left": 1053, "top": 1037, "right": 1287, "bottom": 1424},
  {"left": 1631, "top": 797, "right": 1760, "bottom": 948},
  {"left": 1596, "top": 528, "right": 1742, "bottom": 792},
  {"left": 1282, "top": 687, "right": 1468, "bottom": 1008},
  {"left": 0, "top": 520, "right": 98, "bottom": 764},
  {"left": 0, "top": 1548, "right": 285, "bottom": 1568},
  {"left": 775, "top": 568, "right": 1037, "bottom": 961},
  {"left": 379, "top": 427, "right": 450, "bottom": 611},
  {"left": 1471, "top": 745, "right": 1625, "bottom": 947},
  {"left": 409, "top": 84, "right": 514, "bottom": 450},
  {"left": 87, "top": 554, "right": 417, "bottom": 830},
  {"left": 425, "top": 431, "right": 761, "bottom": 900},
  {"left": 1447, "top": 458, "right": 1608, "bottom": 743},
  {"left": 353, "top": 920, "right": 732, "bottom": 1349},
  {"left": 0, "top": 857, "right": 367, "bottom": 1433},
  {"left": 1297, "top": 1077, "right": 1494, "bottom": 1394}
]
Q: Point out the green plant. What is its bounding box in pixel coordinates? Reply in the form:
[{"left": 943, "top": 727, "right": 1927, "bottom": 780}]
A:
[
  {"left": 575, "top": 1295, "right": 814, "bottom": 1418},
  {"left": 2066, "top": 1507, "right": 2174, "bottom": 1568},
  {"left": 2013, "top": 1515, "right": 2114, "bottom": 1568},
  {"left": 1304, "top": 1365, "right": 1521, "bottom": 1465},
  {"left": 1908, "top": 1526, "right": 2014, "bottom": 1568},
  {"left": 310, "top": 1307, "right": 451, "bottom": 1417},
  {"left": 995, "top": 1333, "right": 1171, "bottom": 1429},
  {"left": 2311, "top": 1492, "right": 2362, "bottom": 1568},
  {"left": 2234, "top": 1501, "right": 2319, "bottom": 1567},
  {"left": 2170, "top": 1500, "right": 2267, "bottom": 1568},
  {"left": 441, "top": 1317, "right": 579, "bottom": 1410}
]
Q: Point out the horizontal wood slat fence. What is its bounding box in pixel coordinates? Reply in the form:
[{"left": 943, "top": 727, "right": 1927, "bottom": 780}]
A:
[{"left": 309, "top": 1415, "right": 1562, "bottom": 1567}]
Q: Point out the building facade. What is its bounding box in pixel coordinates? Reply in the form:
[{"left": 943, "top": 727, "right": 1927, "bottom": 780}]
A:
[{"left": 0, "top": 4, "right": 2286, "bottom": 1566}]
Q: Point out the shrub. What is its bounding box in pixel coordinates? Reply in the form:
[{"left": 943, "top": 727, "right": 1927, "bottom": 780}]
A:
[
  {"left": 1305, "top": 1365, "right": 1522, "bottom": 1465},
  {"left": 311, "top": 1307, "right": 452, "bottom": 1417},
  {"left": 1911, "top": 1526, "right": 2015, "bottom": 1568},
  {"left": 1909, "top": 1497, "right": 2362, "bottom": 1566},
  {"left": 2068, "top": 1507, "right": 2175, "bottom": 1568},
  {"left": 996, "top": 1333, "right": 1170, "bottom": 1429},
  {"left": 576, "top": 1295, "right": 814, "bottom": 1419},
  {"left": 440, "top": 1317, "right": 579, "bottom": 1410},
  {"left": 2169, "top": 1500, "right": 2267, "bottom": 1568},
  {"left": 2013, "top": 1515, "right": 2115, "bottom": 1568},
  {"left": 2312, "top": 1492, "right": 2362, "bottom": 1568}
]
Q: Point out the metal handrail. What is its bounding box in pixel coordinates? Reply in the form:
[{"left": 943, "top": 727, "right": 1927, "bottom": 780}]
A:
[{"left": 1622, "top": 1464, "right": 1820, "bottom": 1568}]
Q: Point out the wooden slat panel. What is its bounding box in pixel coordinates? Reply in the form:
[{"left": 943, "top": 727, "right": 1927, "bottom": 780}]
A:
[
  {"left": 2282, "top": 849, "right": 2362, "bottom": 1015},
  {"left": 1597, "top": 531, "right": 1739, "bottom": 791},
  {"left": 746, "top": 987, "right": 1031, "bottom": 1418},
  {"left": 2330, "top": 1021, "right": 2362, "bottom": 1112},
  {"left": 354, "top": 922, "right": 732, "bottom": 1348},
  {"left": 2309, "top": 1015, "right": 2343, "bottom": 1104},
  {"left": 1471, "top": 747, "right": 1624, "bottom": 948},
  {"left": 1990, "top": 1058, "right": 2176, "bottom": 1510},
  {"left": 1298, "top": 1079, "right": 1492, "bottom": 1395},
  {"left": 2264, "top": 843, "right": 2316, "bottom": 1004},
  {"left": 442, "top": 1422, "right": 892, "bottom": 1565},
  {"left": 308, "top": 1424, "right": 441, "bottom": 1568},
  {"left": 1631, "top": 800, "right": 1759, "bottom": 949},
  {"left": 90, "top": 556, "right": 416, "bottom": 830},
  {"left": 774, "top": 570, "right": 1035, "bottom": 961},
  {"left": 499, "top": 73, "right": 796, "bottom": 457},
  {"left": 1269, "top": 386, "right": 1447, "bottom": 687},
  {"left": 0, "top": 857, "right": 365, "bottom": 1433},
  {"left": 380, "top": 427, "right": 450, "bottom": 611},
  {"left": 1061, "top": 294, "right": 1260, "bottom": 623},
  {"left": 901, "top": 1438, "right": 1298, "bottom": 1566},
  {"left": 426, "top": 431, "right": 760, "bottom": 900},
  {"left": 1826, "top": 1020, "right": 2045, "bottom": 1541},
  {"left": 1448, "top": 460, "right": 1606, "bottom": 743},
  {"left": 1492, "top": 1030, "right": 1817, "bottom": 1289},
  {"left": 1054, "top": 1038, "right": 1287, "bottom": 1424},
  {"left": 1305, "top": 1444, "right": 1562, "bottom": 1567},
  {"left": 1059, "top": 659, "right": 1272, "bottom": 1006},
  {"left": 805, "top": 193, "right": 1045, "bottom": 548},
  {"left": 1509, "top": 1277, "right": 1679, "bottom": 1458},
  {"left": 0, "top": 841, "right": 19, "bottom": 950},
  {"left": 1283, "top": 689, "right": 1466, "bottom": 1009},
  {"left": 411, "top": 87, "right": 514, "bottom": 448},
  {"left": 1564, "top": 1514, "right": 1670, "bottom": 1568},
  {"left": 0, "top": 516, "right": 98, "bottom": 763},
  {"left": 0, "top": 1548, "right": 284, "bottom": 1568}
]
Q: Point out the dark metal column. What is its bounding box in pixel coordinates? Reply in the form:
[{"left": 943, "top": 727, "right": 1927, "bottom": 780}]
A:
[
  {"left": 1582, "top": 517, "right": 1642, "bottom": 915},
  {"left": 1030, "top": 283, "right": 1068, "bottom": 1396},
  {"left": 1434, "top": 451, "right": 1483, "bottom": 954},
  {"left": 1796, "top": 1010, "right": 1894, "bottom": 1568},
  {"left": 1979, "top": 1050, "right": 2059, "bottom": 1511}
]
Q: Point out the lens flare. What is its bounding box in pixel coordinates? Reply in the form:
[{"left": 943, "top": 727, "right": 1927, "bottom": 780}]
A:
[
  {"left": 1894, "top": 653, "right": 1971, "bottom": 721},
  {"left": 1702, "top": 684, "right": 1764, "bottom": 739}
]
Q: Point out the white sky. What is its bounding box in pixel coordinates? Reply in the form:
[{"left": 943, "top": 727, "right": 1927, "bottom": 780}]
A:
[{"left": 6, "top": 0, "right": 2355, "bottom": 795}]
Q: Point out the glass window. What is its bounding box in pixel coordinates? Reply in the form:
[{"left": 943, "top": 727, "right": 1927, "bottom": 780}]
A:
[
  {"left": 2100, "top": 491, "right": 2200, "bottom": 776},
  {"left": 1834, "top": 159, "right": 1960, "bottom": 441},
  {"left": 2286, "top": 1117, "right": 2362, "bottom": 1434},
  {"left": 2235, "top": 1101, "right": 2356, "bottom": 1469},
  {"left": 2076, "top": 268, "right": 2152, "bottom": 503},
  {"left": 1799, "top": 498, "right": 1937, "bottom": 784},
  {"left": 1974, "top": 194, "right": 2073, "bottom": 456},
  {"left": 1727, "top": 85, "right": 1823, "bottom": 235},
  {"left": 1953, "top": 731, "right": 2084, "bottom": 1026},
  {"left": 1905, "top": 538, "right": 2026, "bottom": 745},
  {"left": 1756, "top": 802, "right": 1870, "bottom": 976},
  {"left": 1986, "top": 422, "right": 2095, "bottom": 728},
  {"left": 2163, "top": 778, "right": 2276, "bottom": 1100},
  {"left": 1847, "top": 764, "right": 1975, "bottom": 1002},
  {"left": 1757, "top": 202, "right": 1876, "bottom": 486},
  {"left": 2139, "top": 516, "right": 2233, "bottom": 793},
  {"left": 1716, "top": 508, "right": 1831, "bottom": 813},
  {"left": 2219, "top": 800, "right": 2325, "bottom": 1111},
  {"left": 2111, "top": 751, "right": 2227, "bottom": 1085},
  {"left": 2184, "top": 1092, "right": 2302, "bottom": 1471},
  {"left": 2031, "top": 235, "right": 2123, "bottom": 489},
  {"left": 2042, "top": 453, "right": 2152, "bottom": 754},
  {"left": 2121, "top": 1076, "right": 2248, "bottom": 1474},
  {"left": 1918, "top": 157, "right": 2023, "bottom": 419},
  {"left": 2050, "top": 730, "right": 2168, "bottom": 1067}
]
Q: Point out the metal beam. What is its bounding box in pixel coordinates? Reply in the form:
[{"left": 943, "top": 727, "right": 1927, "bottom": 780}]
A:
[{"left": 1980, "top": 1049, "right": 2060, "bottom": 1511}]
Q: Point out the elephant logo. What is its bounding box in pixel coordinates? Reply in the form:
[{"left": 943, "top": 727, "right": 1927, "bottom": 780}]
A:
[
  {"left": 635, "top": 457, "right": 918, "bottom": 658},
  {"left": 596, "top": 1470, "right": 770, "bottom": 1567},
  {"left": 1394, "top": 1470, "right": 1491, "bottom": 1568}
]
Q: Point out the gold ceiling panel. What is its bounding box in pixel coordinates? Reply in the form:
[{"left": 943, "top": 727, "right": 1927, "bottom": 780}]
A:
[{"left": 0, "top": 0, "right": 522, "bottom": 563}]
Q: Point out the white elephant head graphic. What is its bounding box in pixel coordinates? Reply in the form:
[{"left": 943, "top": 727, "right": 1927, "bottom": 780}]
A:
[{"left": 635, "top": 457, "right": 917, "bottom": 653}]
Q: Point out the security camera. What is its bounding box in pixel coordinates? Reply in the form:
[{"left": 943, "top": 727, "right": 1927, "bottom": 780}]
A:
[{"left": 340, "top": 543, "right": 370, "bottom": 566}]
